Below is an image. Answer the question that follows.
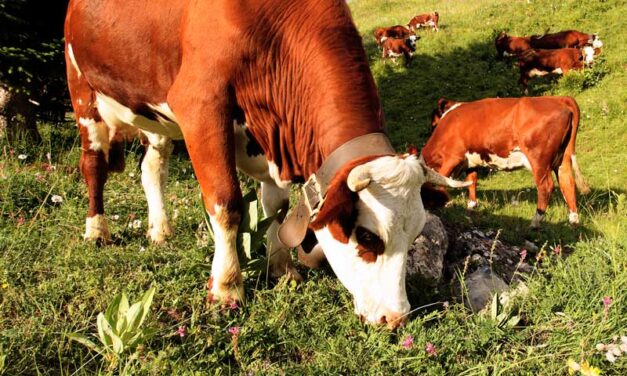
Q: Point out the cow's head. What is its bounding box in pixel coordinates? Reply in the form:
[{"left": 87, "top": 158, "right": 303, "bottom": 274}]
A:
[
  {"left": 406, "top": 35, "right": 419, "bottom": 51},
  {"left": 582, "top": 46, "right": 596, "bottom": 65},
  {"left": 309, "top": 155, "right": 468, "bottom": 328},
  {"left": 590, "top": 34, "right": 603, "bottom": 49}
]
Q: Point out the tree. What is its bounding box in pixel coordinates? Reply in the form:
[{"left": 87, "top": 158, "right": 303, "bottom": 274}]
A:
[{"left": 0, "top": 0, "right": 69, "bottom": 142}]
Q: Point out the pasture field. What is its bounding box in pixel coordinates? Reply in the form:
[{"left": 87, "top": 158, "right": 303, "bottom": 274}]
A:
[{"left": 1, "top": 0, "right": 626, "bottom": 374}]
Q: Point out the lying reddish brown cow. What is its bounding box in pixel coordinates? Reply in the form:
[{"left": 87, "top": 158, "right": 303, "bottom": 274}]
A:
[
  {"left": 65, "top": 0, "right": 467, "bottom": 328},
  {"left": 495, "top": 30, "right": 602, "bottom": 57},
  {"left": 517, "top": 47, "right": 597, "bottom": 93},
  {"left": 421, "top": 96, "right": 590, "bottom": 228},
  {"left": 408, "top": 12, "right": 439, "bottom": 32},
  {"left": 373, "top": 25, "right": 415, "bottom": 46},
  {"left": 381, "top": 35, "right": 419, "bottom": 66}
]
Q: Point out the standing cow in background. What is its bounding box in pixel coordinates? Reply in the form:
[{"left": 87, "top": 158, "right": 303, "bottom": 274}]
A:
[
  {"left": 422, "top": 96, "right": 590, "bottom": 228},
  {"left": 65, "top": 0, "right": 468, "bottom": 328},
  {"left": 381, "top": 35, "right": 419, "bottom": 67},
  {"left": 408, "top": 12, "right": 439, "bottom": 32}
]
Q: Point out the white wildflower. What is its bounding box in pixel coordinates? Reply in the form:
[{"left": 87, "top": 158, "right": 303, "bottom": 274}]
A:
[
  {"left": 111, "top": 214, "right": 120, "bottom": 221},
  {"left": 129, "top": 172, "right": 135, "bottom": 178},
  {"left": 596, "top": 343, "right": 606, "bottom": 352},
  {"left": 51, "top": 195, "right": 63, "bottom": 204},
  {"left": 17, "top": 154, "right": 28, "bottom": 160},
  {"left": 131, "top": 219, "right": 142, "bottom": 229},
  {"left": 139, "top": 246, "right": 146, "bottom": 252},
  {"left": 606, "top": 352, "right": 616, "bottom": 363}
]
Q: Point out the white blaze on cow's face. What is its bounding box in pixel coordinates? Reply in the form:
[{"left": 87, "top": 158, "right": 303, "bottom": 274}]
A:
[
  {"left": 582, "top": 46, "right": 596, "bottom": 65},
  {"left": 311, "top": 155, "right": 445, "bottom": 328}
]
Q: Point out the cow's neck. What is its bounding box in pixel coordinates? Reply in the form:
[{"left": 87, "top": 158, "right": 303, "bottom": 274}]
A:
[{"left": 235, "top": 5, "right": 386, "bottom": 182}]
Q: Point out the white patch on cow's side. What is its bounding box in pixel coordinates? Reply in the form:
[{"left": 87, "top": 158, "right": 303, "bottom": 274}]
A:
[
  {"left": 568, "top": 211, "right": 579, "bottom": 225},
  {"left": 530, "top": 211, "right": 544, "bottom": 228},
  {"left": 148, "top": 103, "right": 179, "bottom": 124},
  {"left": 209, "top": 205, "right": 244, "bottom": 301},
  {"left": 386, "top": 50, "right": 403, "bottom": 58},
  {"left": 380, "top": 36, "right": 388, "bottom": 43},
  {"left": 315, "top": 155, "right": 435, "bottom": 326},
  {"left": 439, "top": 103, "right": 463, "bottom": 121},
  {"left": 528, "top": 68, "right": 550, "bottom": 77},
  {"left": 67, "top": 44, "right": 82, "bottom": 77},
  {"left": 467, "top": 200, "right": 478, "bottom": 209},
  {"left": 84, "top": 214, "right": 110, "bottom": 241},
  {"left": 465, "top": 148, "right": 531, "bottom": 171},
  {"left": 79, "top": 117, "right": 110, "bottom": 156},
  {"left": 552, "top": 68, "right": 564, "bottom": 74},
  {"left": 140, "top": 131, "right": 173, "bottom": 244},
  {"left": 582, "top": 46, "right": 595, "bottom": 65},
  {"left": 95, "top": 93, "right": 184, "bottom": 140}
]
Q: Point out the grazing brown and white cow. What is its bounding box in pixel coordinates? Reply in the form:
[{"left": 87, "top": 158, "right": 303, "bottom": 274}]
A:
[
  {"left": 517, "top": 47, "right": 597, "bottom": 93},
  {"left": 408, "top": 12, "right": 439, "bottom": 32},
  {"left": 373, "top": 25, "right": 415, "bottom": 46},
  {"left": 381, "top": 36, "right": 419, "bottom": 67},
  {"left": 65, "top": 0, "right": 467, "bottom": 328},
  {"left": 495, "top": 30, "right": 602, "bottom": 58},
  {"left": 421, "top": 96, "right": 590, "bottom": 228}
]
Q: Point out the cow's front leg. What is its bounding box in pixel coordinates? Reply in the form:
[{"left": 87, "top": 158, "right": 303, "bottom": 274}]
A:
[
  {"left": 140, "top": 132, "right": 173, "bottom": 244},
  {"left": 170, "top": 86, "right": 244, "bottom": 303},
  {"left": 261, "top": 182, "right": 303, "bottom": 281},
  {"left": 530, "top": 167, "right": 554, "bottom": 229}
]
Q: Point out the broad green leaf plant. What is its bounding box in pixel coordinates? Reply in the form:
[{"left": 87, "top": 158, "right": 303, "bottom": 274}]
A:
[{"left": 68, "top": 286, "right": 156, "bottom": 360}]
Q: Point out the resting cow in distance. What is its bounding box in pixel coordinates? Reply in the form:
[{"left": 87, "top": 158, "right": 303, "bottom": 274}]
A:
[
  {"left": 373, "top": 25, "right": 415, "bottom": 47},
  {"left": 65, "top": 0, "right": 468, "bottom": 328},
  {"left": 517, "top": 47, "right": 598, "bottom": 93},
  {"left": 495, "top": 30, "right": 602, "bottom": 58},
  {"left": 421, "top": 96, "right": 590, "bottom": 228}
]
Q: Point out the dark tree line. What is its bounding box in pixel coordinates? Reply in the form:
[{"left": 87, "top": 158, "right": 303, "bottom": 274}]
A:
[{"left": 1, "top": 0, "right": 69, "bottom": 141}]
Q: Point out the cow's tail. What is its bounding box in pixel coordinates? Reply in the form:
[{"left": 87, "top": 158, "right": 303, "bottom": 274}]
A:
[{"left": 564, "top": 98, "right": 591, "bottom": 194}]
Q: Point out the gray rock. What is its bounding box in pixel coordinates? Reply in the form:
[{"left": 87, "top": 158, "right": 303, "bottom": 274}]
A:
[
  {"left": 462, "top": 268, "right": 509, "bottom": 312},
  {"left": 406, "top": 212, "right": 448, "bottom": 286}
]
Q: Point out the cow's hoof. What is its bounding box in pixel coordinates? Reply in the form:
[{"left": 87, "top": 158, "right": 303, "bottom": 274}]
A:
[
  {"left": 568, "top": 212, "right": 580, "bottom": 226},
  {"left": 206, "top": 277, "right": 245, "bottom": 305},
  {"left": 84, "top": 214, "right": 111, "bottom": 244},
  {"left": 147, "top": 221, "right": 173, "bottom": 245},
  {"left": 467, "top": 200, "right": 478, "bottom": 210}
]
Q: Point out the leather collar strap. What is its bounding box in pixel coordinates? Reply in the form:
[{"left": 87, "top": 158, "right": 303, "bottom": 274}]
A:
[{"left": 277, "top": 132, "right": 395, "bottom": 247}]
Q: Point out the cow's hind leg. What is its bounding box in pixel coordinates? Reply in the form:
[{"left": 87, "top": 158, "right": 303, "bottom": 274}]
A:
[
  {"left": 140, "top": 131, "right": 174, "bottom": 244},
  {"left": 554, "top": 159, "right": 579, "bottom": 225},
  {"left": 465, "top": 171, "right": 479, "bottom": 209},
  {"left": 261, "top": 182, "right": 303, "bottom": 281},
  {"left": 67, "top": 59, "right": 112, "bottom": 242},
  {"left": 530, "top": 167, "right": 555, "bottom": 229}
]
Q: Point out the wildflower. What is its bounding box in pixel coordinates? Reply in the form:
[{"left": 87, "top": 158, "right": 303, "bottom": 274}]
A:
[
  {"left": 579, "top": 361, "right": 601, "bottom": 376},
  {"left": 401, "top": 335, "right": 413, "bottom": 349},
  {"left": 17, "top": 216, "right": 25, "bottom": 226},
  {"left": 111, "top": 214, "right": 120, "bottom": 221},
  {"left": 568, "top": 359, "right": 581, "bottom": 375},
  {"left": 620, "top": 336, "right": 627, "bottom": 353},
  {"left": 35, "top": 173, "right": 45, "bottom": 182},
  {"left": 139, "top": 246, "right": 146, "bottom": 252},
  {"left": 596, "top": 343, "right": 606, "bottom": 352},
  {"left": 605, "top": 351, "right": 616, "bottom": 363},
  {"left": 46, "top": 152, "right": 51, "bottom": 163},
  {"left": 129, "top": 172, "right": 135, "bottom": 177},
  {"left": 131, "top": 219, "right": 142, "bottom": 229},
  {"left": 42, "top": 163, "right": 56, "bottom": 172},
  {"left": 17, "top": 154, "right": 28, "bottom": 160},
  {"left": 1, "top": 282, "right": 8, "bottom": 289},
  {"left": 229, "top": 301, "right": 239, "bottom": 310},
  {"left": 442, "top": 301, "right": 449, "bottom": 309},
  {"left": 425, "top": 342, "right": 437, "bottom": 356},
  {"left": 51, "top": 195, "right": 63, "bottom": 204},
  {"left": 602, "top": 296, "right": 612, "bottom": 318},
  {"left": 177, "top": 325, "right": 186, "bottom": 337},
  {"left": 554, "top": 245, "right": 562, "bottom": 255},
  {"left": 519, "top": 248, "right": 527, "bottom": 263},
  {"left": 228, "top": 326, "right": 240, "bottom": 336}
]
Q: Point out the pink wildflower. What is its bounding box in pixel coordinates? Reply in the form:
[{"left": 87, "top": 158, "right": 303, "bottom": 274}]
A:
[
  {"left": 228, "top": 326, "right": 240, "bottom": 336},
  {"left": 177, "top": 325, "right": 186, "bottom": 337},
  {"left": 229, "top": 301, "right": 239, "bottom": 310},
  {"left": 519, "top": 248, "right": 527, "bottom": 264},
  {"left": 603, "top": 296, "right": 612, "bottom": 318},
  {"left": 16, "top": 216, "right": 25, "bottom": 226},
  {"left": 554, "top": 245, "right": 561, "bottom": 255},
  {"left": 401, "top": 335, "right": 414, "bottom": 349},
  {"left": 425, "top": 342, "right": 437, "bottom": 356}
]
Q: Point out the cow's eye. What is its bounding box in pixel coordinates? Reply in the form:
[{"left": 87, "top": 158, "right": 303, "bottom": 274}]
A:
[{"left": 355, "top": 226, "right": 384, "bottom": 255}]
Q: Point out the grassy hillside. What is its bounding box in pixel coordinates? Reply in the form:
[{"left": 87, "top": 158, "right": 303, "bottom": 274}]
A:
[{"left": 0, "top": 0, "right": 625, "bottom": 374}]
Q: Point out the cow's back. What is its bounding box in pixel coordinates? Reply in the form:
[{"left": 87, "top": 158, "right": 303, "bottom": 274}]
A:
[{"left": 65, "top": 0, "right": 186, "bottom": 106}]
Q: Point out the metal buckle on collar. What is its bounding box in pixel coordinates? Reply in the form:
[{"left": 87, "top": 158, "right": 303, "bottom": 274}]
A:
[{"left": 302, "top": 175, "right": 323, "bottom": 219}]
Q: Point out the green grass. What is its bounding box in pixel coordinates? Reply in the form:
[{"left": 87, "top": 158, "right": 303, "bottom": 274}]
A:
[{"left": 1, "top": 0, "right": 626, "bottom": 374}]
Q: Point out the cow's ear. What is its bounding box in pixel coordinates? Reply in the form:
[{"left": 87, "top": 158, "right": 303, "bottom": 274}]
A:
[
  {"left": 437, "top": 98, "right": 449, "bottom": 113},
  {"left": 310, "top": 178, "right": 358, "bottom": 244},
  {"left": 421, "top": 182, "right": 449, "bottom": 210}
]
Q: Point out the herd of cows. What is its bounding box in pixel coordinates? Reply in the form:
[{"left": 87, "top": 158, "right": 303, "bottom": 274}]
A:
[{"left": 62, "top": 1, "right": 599, "bottom": 328}]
